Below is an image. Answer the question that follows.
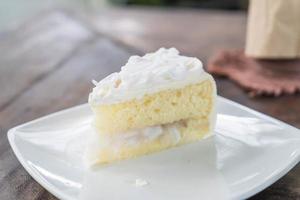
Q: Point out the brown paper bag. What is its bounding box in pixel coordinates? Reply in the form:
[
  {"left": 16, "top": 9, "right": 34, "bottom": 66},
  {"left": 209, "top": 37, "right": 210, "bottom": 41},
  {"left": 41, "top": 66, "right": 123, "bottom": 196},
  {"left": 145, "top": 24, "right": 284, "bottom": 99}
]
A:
[{"left": 246, "top": 0, "right": 300, "bottom": 58}]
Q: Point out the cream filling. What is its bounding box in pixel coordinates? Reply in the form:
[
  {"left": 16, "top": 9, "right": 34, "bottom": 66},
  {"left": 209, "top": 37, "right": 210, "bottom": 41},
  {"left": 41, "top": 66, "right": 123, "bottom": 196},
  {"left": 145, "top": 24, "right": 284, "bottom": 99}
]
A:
[
  {"left": 85, "top": 121, "right": 183, "bottom": 166},
  {"left": 97, "top": 122, "right": 182, "bottom": 148},
  {"left": 85, "top": 119, "right": 214, "bottom": 166}
]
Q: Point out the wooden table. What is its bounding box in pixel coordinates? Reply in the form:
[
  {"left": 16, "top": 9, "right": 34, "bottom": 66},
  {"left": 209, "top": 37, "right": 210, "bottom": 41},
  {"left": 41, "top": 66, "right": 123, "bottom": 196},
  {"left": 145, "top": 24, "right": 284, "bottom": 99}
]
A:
[{"left": 0, "top": 7, "right": 299, "bottom": 200}]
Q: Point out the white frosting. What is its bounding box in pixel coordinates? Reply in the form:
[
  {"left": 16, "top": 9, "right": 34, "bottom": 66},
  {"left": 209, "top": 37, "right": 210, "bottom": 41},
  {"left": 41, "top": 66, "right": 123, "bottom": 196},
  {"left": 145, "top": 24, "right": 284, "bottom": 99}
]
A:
[{"left": 89, "top": 47, "right": 207, "bottom": 105}]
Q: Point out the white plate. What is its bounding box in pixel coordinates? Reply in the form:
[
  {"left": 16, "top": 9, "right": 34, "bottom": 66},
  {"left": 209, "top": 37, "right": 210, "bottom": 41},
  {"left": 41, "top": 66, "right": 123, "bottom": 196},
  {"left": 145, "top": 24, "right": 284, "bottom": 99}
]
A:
[{"left": 8, "top": 96, "right": 300, "bottom": 200}]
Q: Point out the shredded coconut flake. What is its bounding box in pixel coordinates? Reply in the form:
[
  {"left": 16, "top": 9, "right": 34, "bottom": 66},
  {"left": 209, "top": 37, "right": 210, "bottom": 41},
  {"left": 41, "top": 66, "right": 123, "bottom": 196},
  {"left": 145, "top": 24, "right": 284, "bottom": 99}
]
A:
[
  {"left": 135, "top": 179, "right": 148, "bottom": 187},
  {"left": 92, "top": 80, "right": 98, "bottom": 86}
]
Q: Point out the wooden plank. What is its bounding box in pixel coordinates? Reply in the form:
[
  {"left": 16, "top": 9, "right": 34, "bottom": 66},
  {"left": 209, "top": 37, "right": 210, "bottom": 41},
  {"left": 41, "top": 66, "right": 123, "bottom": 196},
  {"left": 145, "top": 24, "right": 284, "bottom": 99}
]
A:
[
  {"left": 0, "top": 10, "right": 93, "bottom": 111},
  {"left": 251, "top": 163, "right": 300, "bottom": 199},
  {"left": 84, "top": 7, "right": 247, "bottom": 62},
  {"left": 216, "top": 78, "right": 300, "bottom": 128},
  {"left": 0, "top": 37, "right": 132, "bottom": 200}
]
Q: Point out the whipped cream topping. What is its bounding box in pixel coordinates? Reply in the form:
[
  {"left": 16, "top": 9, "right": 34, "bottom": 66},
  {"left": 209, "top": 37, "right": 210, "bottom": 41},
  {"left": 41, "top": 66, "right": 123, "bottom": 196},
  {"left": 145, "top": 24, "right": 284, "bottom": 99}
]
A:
[{"left": 89, "top": 47, "right": 207, "bottom": 105}]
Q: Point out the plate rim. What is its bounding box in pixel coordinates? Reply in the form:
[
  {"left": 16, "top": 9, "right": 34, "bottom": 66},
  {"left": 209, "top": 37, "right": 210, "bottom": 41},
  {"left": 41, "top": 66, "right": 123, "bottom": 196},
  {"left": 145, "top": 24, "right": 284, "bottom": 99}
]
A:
[
  {"left": 218, "top": 97, "right": 300, "bottom": 199},
  {"left": 7, "top": 104, "right": 87, "bottom": 200},
  {"left": 7, "top": 96, "right": 300, "bottom": 200},
  {"left": 8, "top": 129, "right": 74, "bottom": 200}
]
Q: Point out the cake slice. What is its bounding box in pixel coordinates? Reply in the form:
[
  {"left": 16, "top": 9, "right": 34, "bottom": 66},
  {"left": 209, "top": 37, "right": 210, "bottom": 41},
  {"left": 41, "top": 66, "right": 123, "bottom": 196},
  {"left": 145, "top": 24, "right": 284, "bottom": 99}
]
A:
[{"left": 88, "top": 48, "right": 216, "bottom": 164}]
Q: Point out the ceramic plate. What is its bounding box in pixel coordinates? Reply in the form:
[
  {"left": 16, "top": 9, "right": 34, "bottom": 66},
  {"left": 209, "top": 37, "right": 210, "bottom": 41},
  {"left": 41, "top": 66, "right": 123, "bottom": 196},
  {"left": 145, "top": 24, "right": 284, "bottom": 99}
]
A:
[{"left": 8, "top": 96, "right": 300, "bottom": 200}]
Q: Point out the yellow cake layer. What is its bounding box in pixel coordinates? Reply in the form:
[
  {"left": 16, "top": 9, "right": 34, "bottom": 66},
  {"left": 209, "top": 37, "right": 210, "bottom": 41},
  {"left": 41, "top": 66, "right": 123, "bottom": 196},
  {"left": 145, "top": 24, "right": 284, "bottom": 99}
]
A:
[
  {"left": 90, "top": 117, "right": 211, "bottom": 164},
  {"left": 91, "top": 77, "right": 215, "bottom": 135}
]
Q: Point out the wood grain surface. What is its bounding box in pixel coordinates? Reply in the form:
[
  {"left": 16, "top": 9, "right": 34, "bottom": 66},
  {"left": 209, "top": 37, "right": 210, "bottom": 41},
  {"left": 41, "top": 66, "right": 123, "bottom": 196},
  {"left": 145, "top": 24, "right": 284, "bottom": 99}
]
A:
[{"left": 0, "top": 8, "right": 299, "bottom": 200}]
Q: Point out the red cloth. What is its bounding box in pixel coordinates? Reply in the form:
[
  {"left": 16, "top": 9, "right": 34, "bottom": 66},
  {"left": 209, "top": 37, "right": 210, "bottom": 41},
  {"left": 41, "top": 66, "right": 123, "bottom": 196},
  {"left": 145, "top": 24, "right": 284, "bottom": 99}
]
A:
[{"left": 207, "top": 50, "right": 300, "bottom": 97}]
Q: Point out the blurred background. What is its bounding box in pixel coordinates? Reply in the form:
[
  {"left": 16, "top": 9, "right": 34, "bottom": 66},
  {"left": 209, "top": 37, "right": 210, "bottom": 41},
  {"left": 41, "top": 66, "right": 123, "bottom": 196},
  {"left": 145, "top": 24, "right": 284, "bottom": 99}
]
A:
[{"left": 0, "top": 0, "right": 247, "bottom": 30}]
